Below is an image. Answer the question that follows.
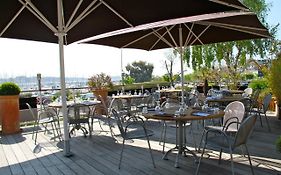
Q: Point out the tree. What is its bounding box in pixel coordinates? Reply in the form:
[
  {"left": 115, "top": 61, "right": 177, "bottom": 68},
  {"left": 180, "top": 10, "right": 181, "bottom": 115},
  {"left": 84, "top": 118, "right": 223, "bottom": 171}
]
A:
[
  {"left": 183, "top": 0, "right": 279, "bottom": 89},
  {"left": 163, "top": 49, "right": 178, "bottom": 86},
  {"left": 125, "top": 61, "right": 154, "bottom": 83}
]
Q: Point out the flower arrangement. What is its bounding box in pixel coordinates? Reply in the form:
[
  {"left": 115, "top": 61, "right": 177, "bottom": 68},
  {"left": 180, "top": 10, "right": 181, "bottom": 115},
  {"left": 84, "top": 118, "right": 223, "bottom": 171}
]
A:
[{"left": 88, "top": 73, "right": 113, "bottom": 90}]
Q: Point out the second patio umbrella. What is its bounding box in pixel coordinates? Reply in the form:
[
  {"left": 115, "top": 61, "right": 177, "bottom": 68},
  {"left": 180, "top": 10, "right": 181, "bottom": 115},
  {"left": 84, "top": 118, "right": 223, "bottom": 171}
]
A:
[{"left": 81, "top": 11, "right": 271, "bottom": 106}]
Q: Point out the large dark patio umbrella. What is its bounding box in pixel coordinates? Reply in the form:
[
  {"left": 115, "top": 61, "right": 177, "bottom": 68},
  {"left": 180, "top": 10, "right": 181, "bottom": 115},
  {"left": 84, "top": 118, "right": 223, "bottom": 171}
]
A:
[
  {"left": 81, "top": 10, "right": 271, "bottom": 106},
  {"left": 0, "top": 0, "right": 251, "bottom": 156}
]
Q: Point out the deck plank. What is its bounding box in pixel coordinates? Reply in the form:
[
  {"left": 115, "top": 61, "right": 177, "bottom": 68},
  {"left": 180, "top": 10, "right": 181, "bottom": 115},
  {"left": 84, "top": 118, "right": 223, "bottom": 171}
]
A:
[{"left": 1, "top": 113, "right": 280, "bottom": 175}]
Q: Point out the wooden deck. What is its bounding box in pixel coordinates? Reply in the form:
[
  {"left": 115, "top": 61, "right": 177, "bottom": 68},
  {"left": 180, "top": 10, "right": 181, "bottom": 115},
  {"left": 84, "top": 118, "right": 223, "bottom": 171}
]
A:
[{"left": 1, "top": 112, "right": 281, "bottom": 175}]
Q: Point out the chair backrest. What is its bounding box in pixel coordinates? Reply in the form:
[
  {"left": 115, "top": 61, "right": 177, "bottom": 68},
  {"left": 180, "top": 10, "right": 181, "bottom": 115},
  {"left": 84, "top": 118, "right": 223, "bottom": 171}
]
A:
[
  {"left": 223, "top": 101, "right": 245, "bottom": 131},
  {"left": 26, "top": 103, "right": 37, "bottom": 121},
  {"left": 67, "top": 103, "right": 90, "bottom": 123},
  {"left": 251, "top": 89, "right": 260, "bottom": 108},
  {"left": 262, "top": 93, "right": 272, "bottom": 113},
  {"left": 163, "top": 98, "right": 180, "bottom": 112},
  {"left": 111, "top": 109, "right": 125, "bottom": 137},
  {"left": 233, "top": 114, "right": 257, "bottom": 148},
  {"left": 244, "top": 88, "right": 253, "bottom": 96},
  {"left": 239, "top": 97, "right": 252, "bottom": 119},
  {"left": 38, "top": 108, "right": 57, "bottom": 121}
]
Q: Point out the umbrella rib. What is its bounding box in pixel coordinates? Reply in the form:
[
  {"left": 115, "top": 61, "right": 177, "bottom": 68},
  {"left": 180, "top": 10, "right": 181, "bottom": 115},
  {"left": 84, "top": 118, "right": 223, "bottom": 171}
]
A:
[
  {"left": 65, "top": 0, "right": 84, "bottom": 28},
  {"left": 197, "top": 21, "right": 270, "bottom": 38},
  {"left": 166, "top": 25, "right": 179, "bottom": 48},
  {"left": 122, "top": 27, "right": 164, "bottom": 48},
  {"left": 184, "top": 23, "right": 194, "bottom": 47},
  {"left": 209, "top": 0, "right": 249, "bottom": 11},
  {"left": 66, "top": 0, "right": 101, "bottom": 32},
  {"left": 198, "top": 21, "right": 268, "bottom": 31},
  {"left": 18, "top": 0, "right": 57, "bottom": 33},
  {"left": 190, "top": 25, "right": 211, "bottom": 45},
  {"left": 0, "top": 5, "right": 25, "bottom": 37},
  {"left": 150, "top": 26, "right": 177, "bottom": 51},
  {"left": 100, "top": 0, "right": 134, "bottom": 27},
  {"left": 184, "top": 24, "right": 206, "bottom": 45}
]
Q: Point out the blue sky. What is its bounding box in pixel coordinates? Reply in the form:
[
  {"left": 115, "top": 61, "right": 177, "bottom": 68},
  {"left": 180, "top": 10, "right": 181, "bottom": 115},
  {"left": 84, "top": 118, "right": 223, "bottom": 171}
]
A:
[
  {"left": 0, "top": 1, "right": 280, "bottom": 78},
  {"left": 266, "top": 0, "right": 281, "bottom": 39}
]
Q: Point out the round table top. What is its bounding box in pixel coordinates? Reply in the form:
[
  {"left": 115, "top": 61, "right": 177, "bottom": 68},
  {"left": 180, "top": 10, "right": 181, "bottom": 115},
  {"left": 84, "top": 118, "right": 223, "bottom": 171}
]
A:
[
  {"left": 48, "top": 100, "right": 101, "bottom": 108},
  {"left": 158, "top": 89, "right": 182, "bottom": 93},
  {"left": 112, "top": 94, "right": 149, "bottom": 99},
  {"left": 206, "top": 96, "right": 242, "bottom": 103},
  {"left": 143, "top": 109, "right": 224, "bottom": 121}
]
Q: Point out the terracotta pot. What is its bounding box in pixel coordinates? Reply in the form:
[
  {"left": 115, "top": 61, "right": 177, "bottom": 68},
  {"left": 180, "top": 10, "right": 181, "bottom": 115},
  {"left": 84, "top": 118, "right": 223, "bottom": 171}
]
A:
[
  {"left": 92, "top": 88, "right": 108, "bottom": 115},
  {"left": 0, "top": 95, "right": 20, "bottom": 134}
]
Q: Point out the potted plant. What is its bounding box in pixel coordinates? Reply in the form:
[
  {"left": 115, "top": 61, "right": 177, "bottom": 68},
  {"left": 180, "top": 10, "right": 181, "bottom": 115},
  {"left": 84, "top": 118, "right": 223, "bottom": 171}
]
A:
[
  {"left": 88, "top": 73, "right": 113, "bottom": 114},
  {"left": 0, "top": 82, "right": 21, "bottom": 134},
  {"left": 269, "top": 52, "right": 281, "bottom": 119}
]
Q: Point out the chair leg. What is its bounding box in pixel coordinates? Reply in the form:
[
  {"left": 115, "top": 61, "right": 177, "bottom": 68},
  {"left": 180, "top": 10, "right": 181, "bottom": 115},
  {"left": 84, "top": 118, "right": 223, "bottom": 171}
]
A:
[
  {"left": 189, "top": 123, "right": 197, "bottom": 151},
  {"left": 195, "top": 139, "right": 207, "bottom": 175},
  {"left": 146, "top": 134, "right": 156, "bottom": 168},
  {"left": 50, "top": 122, "right": 56, "bottom": 140},
  {"left": 259, "top": 112, "right": 263, "bottom": 127},
  {"left": 119, "top": 138, "right": 126, "bottom": 169},
  {"left": 32, "top": 121, "right": 37, "bottom": 140},
  {"left": 34, "top": 123, "right": 39, "bottom": 145},
  {"left": 88, "top": 122, "right": 91, "bottom": 137},
  {"left": 229, "top": 149, "right": 235, "bottom": 175},
  {"left": 245, "top": 145, "right": 255, "bottom": 175},
  {"left": 198, "top": 129, "right": 206, "bottom": 152},
  {"left": 159, "top": 121, "right": 166, "bottom": 145},
  {"left": 218, "top": 148, "right": 222, "bottom": 164},
  {"left": 264, "top": 113, "right": 271, "bottom": 132},
  {"left": 162, "top": 122, "right": 167, "bottom": 153}
]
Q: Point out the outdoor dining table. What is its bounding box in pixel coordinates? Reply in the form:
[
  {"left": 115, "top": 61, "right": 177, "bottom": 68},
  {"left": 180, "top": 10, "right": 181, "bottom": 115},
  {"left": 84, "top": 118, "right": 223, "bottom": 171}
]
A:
[
  {"left": 206, "top": 96, "right": 243, "bottom": 107},
  {"left": 112, "top": 94, "right": 149, "bottom": 116},
  {"left": 48, "top": 100, "right": 101, "bottom": 109},
  {"left": 48, "top": 100, "right": 101, "bottom": 139},
  {"left": 226, "top": 89, "right": 244, "bottom": 95},
  {"left": 143, "top": 108, "right": 224, "bottom": 168}
]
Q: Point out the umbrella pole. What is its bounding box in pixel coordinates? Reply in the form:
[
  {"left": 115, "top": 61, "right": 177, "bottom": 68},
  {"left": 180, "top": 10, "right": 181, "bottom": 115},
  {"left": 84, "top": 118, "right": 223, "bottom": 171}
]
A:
[
  {"left": 179, "top": 26, "right": 185, "bottom": 107},
  {"left": 57, "top": 0, "right": 71, "bottom": 157}
]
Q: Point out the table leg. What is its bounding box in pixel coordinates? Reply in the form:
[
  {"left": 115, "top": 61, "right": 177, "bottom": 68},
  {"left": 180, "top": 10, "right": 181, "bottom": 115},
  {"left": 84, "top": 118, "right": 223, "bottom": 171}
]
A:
[{"left": 162, "top": 120, "right": 198, "bottom": 168}]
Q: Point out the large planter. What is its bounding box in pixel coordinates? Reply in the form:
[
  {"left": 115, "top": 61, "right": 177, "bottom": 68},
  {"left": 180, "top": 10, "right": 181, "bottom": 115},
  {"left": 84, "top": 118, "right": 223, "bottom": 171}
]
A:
[
  {"left": 0, "top": 95, "right": 20, "bottom": 134},
  {"left": 92, "top": 88, "right": 108, "bottom": 115}
]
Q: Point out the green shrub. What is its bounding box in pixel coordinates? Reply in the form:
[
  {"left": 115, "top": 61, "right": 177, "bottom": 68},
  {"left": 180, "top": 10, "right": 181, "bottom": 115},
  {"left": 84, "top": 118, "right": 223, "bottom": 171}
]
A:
[
  {"left": 0, "top": 82, "right": 21, "bottom": 95},
  {"left": 269, "top": 53, "right": 281, "bottom": 106},
  {"left": 249, "top": 78, "right": 269, "bottom": 90}
]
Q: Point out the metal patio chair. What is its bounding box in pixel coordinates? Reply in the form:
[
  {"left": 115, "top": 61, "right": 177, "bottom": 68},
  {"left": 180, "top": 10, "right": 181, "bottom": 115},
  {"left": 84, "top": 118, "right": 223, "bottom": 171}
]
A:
[
  {"left": 196, "top": 114, "right": 257, "bottom": 175},
  {"left": 67, "top": 103, "right": 91, "bottom": 137},
  {"left": 198, "top": 101, "right": 245, "bottom": 151},
  {"left": 111, "top": 109, "right": 156, "bottom": 169},
  {"left": 26, "top": 103, "right": 60, "bottom": 145}
]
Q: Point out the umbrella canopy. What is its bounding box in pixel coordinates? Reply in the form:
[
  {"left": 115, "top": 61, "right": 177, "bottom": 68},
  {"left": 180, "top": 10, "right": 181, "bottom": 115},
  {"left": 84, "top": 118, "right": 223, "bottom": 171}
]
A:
[
  {"left": 0, "top": 0, "right": 245, "bottom": 44},
  {"left": 81, "top": 10, "right": 270, "bottom": 106},
  {"left": 81, "top": 11, "right": 270, "bottom": 50},
  {"left": 0, "top": 0, "right": 251, "bottom": 156}
]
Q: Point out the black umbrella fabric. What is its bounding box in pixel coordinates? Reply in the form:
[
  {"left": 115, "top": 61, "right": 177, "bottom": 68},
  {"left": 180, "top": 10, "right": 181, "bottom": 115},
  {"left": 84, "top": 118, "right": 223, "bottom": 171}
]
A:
[
  {"left": 0, "top": 0, "right": 250, "bottom": 156},
  {"left": 0, "top": 0, "right": 246, "bottom": 44},
  {"left": 81, "top": 11, "right": 270, "bottom": 50}
]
